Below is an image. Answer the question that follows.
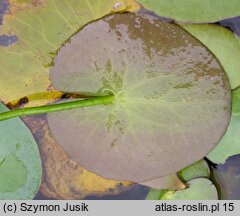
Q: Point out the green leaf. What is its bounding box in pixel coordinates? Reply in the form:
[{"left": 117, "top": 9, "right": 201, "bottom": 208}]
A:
[
  {"left": 146, "top": 189, "right": 168, "bottom": 200},
  {"left": 137, "top": 0, "right": 240, "bottom": 23},
  {"left": 207, "top": 116, "right": 240, "bottom": 164},
  {"left": 0, "top": 103, "right": 41, "bottom": 199},
  {"left": 232, "top": 87, "right": 240, "bottom": 114},
  {"left": 160, "top": 179, "right": 218, "bottom": 200},
  {"left": 48, "top": 13, "right": 231, "bottom": 183},
  {"left": 0, "top": 0, "right": 137, "bottom": 102},
  {"left": 182, "top": 24, "right": 240, "bottom": 89},
  {"left": 207, "top": 88, "right": 240, "bottom": 164}
]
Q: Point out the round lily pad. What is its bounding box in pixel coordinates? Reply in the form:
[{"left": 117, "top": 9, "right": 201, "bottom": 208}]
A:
[
  {"left": 48, "top": 13, "right": 231, "bottom": 183},
  {"left": 0, "top": 103, "right": 41, "bottom": 199},
  {"left": 137, "top": 0, "right": 240, "bottom": 23}
]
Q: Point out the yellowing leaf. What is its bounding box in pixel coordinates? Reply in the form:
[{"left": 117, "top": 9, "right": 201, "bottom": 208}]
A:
[{"left": 0, "top": 0, "right": 138, "bottom": 103}]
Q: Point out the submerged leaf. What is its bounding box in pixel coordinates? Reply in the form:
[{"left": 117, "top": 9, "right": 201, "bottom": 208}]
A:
[
  {"left": 160, "top": 178, "right": 218, "bottom": 200},
  {"left": 0, "top": 103, "right": 41, "bottom": 199},
  {"left": 182, "top": 24, "right": 240, "bottom": 89},
  {"left": 137, "top": 0, "right": 240, "bottom": 23},
  {"left": 48, "top": 13, "right": 231, "bottom": 183},
  {"left": 0, "top": 0, "right": 137, "bottom": 102},
  {"left": 207, "top": 88, "right": 240, "bottom": 164}
]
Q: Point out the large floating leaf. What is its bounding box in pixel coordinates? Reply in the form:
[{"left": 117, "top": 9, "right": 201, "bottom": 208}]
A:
[
  {"left": 182, "top": 24, "right": 240, "bottom": 89},
  {"left": 137, "top": 0, "right": 240, "bottom": 23},
  {"left": 48, "top": 13, "right": 231, "bottom": 183},
  {"left": 0, "top": 0, "right": 138, "bottom": 102},
  {"left": 22, "top": 116, "right": 132, "bottom": 199},
  {"left": 160, "top": 179, "right": 218, "bottom": 200},
  {"left": 141, "top": 174, "right": 185, "bottom": 190},
  {"left": 207, "top": 88, "right": 240, "bottom": 164},
  {"left": 0, "top": 103, "right": 41, "bottom": 199}
]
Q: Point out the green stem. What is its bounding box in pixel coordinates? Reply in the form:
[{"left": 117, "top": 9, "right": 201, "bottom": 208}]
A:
[{"left": 0, "top": 95, "right": 114, "bottom": 121}]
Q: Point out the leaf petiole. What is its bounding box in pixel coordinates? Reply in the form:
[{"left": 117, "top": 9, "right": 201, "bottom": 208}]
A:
[{"left": 0, "top": 95, "right": 114, "bottom": 121}]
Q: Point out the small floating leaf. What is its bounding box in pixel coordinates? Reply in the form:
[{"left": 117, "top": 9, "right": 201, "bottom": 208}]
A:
[
  {"left": 146, "top": 189, "right": 167, "bottom": 200},
  {"left": 48, "top": 13, "right": 231, "bottom": 183},
  {"left": 207, "top": 116, "right": 240, "bottom": 164},
  {"left": 207, "top": 88, "right": 240, "bottom": 164},
  {"left": 161, "top": 178, "right": 218, "bottom": 200},
  {"left": 182, "top": 24, "right": 240, "bottom": 89},
  {"left": 0, "top": 103, "right": 41, "bottom": 199},
  {"left": 137, "top": 0, "right": 240, "bottom": 23}
]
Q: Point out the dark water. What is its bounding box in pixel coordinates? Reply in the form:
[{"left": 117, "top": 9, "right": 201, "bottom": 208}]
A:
[
  {"left": 34, "top": 155, "right": 240, "bottom": 200},
  {"left": 84, "top": 185, "right": 149, "bottom": 200},
  {"left": 211, "top": 155, "right": 240, "bottom": 200},
  {"left": 0, "top": 1, "right": 240, "bottom": 200},
  {"left": 0, "top": 0, "right": 18, "bottom": 47},
  {"left": 0, "top": 0, "right": 8, "bottom": 24},
  {"left": 218, "top": 17, "right": 240, "bottom": 37},
  {"left": 0, "top": 34, "right": 18, "bottom": 47}
]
